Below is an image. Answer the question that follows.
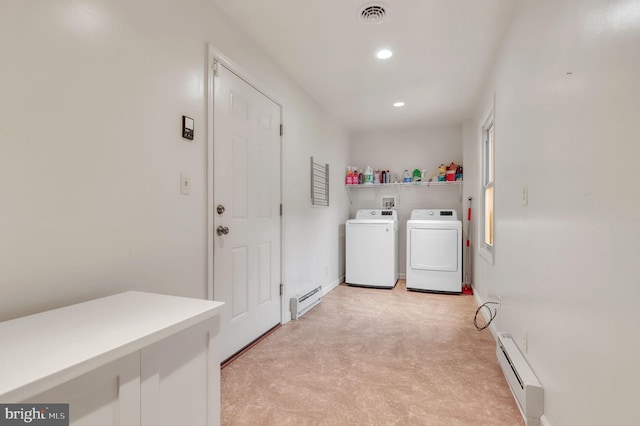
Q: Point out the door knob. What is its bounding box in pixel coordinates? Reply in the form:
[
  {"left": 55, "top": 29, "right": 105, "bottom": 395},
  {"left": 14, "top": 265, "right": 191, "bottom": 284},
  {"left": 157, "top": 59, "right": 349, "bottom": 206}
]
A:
[
  {"left": 216, "top": 226, "right": 230, "bottom": 236},
  {"left": 216, "top": 205, "right": 225, "bottom": 214}
]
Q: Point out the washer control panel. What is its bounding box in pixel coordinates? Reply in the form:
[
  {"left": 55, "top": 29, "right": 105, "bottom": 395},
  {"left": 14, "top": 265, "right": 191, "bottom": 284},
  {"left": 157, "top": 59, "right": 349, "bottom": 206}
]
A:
[{"left": 355, "top": 209, "right": 398, "bottom": 220}]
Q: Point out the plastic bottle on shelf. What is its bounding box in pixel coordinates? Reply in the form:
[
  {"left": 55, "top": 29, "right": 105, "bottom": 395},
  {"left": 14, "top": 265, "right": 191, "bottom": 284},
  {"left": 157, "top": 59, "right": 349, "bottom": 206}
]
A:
[
  {"left": 346, "top": 167, "right": 352, "bottom": 185},
  {"left": 446, "top": 163, "right": 456, "bottom": 182},
  {"left": 364, "top": 166, "right": 373, "bottom": 184},
  {"left": 438, "top": 164, "right": 446, "bottom": 182},
  {"left": 403, "top": 170, "right": 411, "bottom": 183}
]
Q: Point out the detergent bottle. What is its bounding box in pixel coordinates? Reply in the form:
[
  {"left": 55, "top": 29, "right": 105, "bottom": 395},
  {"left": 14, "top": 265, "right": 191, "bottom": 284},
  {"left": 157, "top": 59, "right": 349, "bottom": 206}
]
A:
[{"left": 364, "top": 166, "right": 373, "bottom": 184}]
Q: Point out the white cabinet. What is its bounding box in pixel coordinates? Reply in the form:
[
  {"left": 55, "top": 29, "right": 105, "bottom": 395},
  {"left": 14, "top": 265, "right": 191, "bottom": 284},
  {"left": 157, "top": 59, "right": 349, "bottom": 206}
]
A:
[
  {"left": 140, "top": 320, "right": 220, "bottom": 426},
  {"left": 28, "top": 353, "right": 141, "bottom": 426},
  {"left": 0, "top": 291, "right": 224, "bottom": 426}
]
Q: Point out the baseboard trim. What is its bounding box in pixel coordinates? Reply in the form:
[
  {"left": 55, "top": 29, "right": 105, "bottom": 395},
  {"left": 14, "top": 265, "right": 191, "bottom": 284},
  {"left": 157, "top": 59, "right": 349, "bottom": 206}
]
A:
[{"left": 322, "top": 275, "right": 344, "bottom": 297}]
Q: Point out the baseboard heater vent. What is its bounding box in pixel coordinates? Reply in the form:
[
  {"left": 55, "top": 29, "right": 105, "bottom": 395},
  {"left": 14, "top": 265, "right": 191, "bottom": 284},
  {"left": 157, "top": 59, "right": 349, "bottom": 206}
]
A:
[
  {"left": 496, "top": 332, "right": 544, "bottom": 426},
  {"left": 290, "top": 286, "right": 322, "bottom": 320}
]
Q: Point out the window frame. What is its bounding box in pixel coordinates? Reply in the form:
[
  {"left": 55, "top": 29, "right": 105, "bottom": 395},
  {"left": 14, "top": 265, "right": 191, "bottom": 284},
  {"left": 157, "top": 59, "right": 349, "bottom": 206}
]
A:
[{"left": 480, "top": 105, "right": 495, "bottom": 264}]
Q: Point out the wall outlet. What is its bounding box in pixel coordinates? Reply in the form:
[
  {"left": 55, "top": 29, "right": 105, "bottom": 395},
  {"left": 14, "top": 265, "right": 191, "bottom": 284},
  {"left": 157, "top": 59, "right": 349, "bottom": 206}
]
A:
[{"left": 180, "top": 173, "right": 191, "bottom": 195}]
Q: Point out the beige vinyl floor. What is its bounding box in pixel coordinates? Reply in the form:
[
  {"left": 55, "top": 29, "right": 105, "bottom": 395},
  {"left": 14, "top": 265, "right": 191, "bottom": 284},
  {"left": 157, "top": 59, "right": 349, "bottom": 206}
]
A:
[{"left": 221, "top": 281, "right": 523, "bottom": 425}]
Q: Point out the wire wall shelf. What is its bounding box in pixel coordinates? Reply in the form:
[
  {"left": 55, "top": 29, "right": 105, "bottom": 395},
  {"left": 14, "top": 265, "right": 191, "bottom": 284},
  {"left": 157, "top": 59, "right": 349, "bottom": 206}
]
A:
[{"left": 344, "top": 181, "right": 463, "bottom": 203}]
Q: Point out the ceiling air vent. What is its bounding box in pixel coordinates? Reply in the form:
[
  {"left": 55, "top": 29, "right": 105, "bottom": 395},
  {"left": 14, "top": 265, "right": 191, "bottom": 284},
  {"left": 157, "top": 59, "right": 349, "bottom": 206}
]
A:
[{"left": 359, "top": 2, "right": 388, "bottom": 24}]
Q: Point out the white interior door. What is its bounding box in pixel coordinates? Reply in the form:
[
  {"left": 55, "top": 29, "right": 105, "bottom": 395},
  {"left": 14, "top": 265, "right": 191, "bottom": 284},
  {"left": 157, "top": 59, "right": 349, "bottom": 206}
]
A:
[{"left": 213, "top": 62, "right": 281, "bottom": 362}]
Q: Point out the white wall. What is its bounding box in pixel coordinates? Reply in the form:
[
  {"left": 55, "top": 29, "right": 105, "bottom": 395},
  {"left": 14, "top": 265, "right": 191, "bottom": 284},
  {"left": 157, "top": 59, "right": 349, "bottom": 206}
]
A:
[
  {"left": 464, "top": 0, "right": 640, "bottom": 424},
  {"left": 0, "top": 0, "right": 350, "bottom": 321},
  {"left": 350, "top": 125, "right": 463, "bottom": 276},
  {"left": 282, "top": 102, "right": 351, "bottom": 301}
]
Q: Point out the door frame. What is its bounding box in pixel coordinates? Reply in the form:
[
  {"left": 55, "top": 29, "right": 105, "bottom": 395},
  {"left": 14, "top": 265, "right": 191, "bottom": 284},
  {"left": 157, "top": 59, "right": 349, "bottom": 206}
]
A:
[{"left": 206, "top": 44, "right": 286, "bottom": 324}]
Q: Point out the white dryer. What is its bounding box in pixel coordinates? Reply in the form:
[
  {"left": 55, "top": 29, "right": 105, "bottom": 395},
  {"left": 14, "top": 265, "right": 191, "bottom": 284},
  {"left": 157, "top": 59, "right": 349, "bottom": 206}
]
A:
[
  {"left": 346, "top": 209, "right": 398, "bottom": 289},
  {"left": 406, "top": 209, "right": 462, "bottom": 293}
]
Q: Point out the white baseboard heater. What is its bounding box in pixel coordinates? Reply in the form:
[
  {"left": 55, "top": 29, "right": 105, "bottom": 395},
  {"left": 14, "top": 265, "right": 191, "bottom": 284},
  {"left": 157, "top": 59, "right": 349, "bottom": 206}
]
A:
[
  {"left": 290, "top": 286, "right": 322, "bottom": 320},
  {"left": 496, "top": 332, "right": 544, "bottom": 426}
]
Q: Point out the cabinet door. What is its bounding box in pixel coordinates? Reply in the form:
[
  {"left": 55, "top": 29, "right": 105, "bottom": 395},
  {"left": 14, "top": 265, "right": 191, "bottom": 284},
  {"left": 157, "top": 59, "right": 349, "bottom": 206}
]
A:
[
  {"left": 27, "top": 352, "right": 140, "bottom": 426},
  {"left": 141, "top": 319, "right": 221, "bottom": 426}
]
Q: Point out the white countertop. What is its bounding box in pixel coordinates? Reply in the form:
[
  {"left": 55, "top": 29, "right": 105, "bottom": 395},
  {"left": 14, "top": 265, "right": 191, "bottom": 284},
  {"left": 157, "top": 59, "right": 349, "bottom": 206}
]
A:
[{"left": 0, "top": 291, "right": 224, "bottom": 402}]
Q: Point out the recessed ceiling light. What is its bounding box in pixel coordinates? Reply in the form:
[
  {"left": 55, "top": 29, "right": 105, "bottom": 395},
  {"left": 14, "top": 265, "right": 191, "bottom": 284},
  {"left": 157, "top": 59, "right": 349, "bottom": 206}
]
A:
[
  {"left": 393, "top": 101, "right": 405, "bottom": 107},
  {"left": 376, "top": 49, "right": 393, "bottom": 59}
]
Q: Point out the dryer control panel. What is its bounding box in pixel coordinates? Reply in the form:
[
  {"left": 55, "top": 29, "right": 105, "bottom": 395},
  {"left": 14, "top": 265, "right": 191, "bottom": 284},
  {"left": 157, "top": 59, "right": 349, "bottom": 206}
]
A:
[{"left": 410, "top": 209, "right": 458, "bottom": 220}]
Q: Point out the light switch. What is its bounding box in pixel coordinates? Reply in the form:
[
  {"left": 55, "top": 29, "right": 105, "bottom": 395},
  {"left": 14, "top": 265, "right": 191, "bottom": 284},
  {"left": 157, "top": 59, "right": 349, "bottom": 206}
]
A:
[
  {"left": 180, "top": 173, "right": 191, "bottom": 195},
  {"left": 522, "top": 185, "right": 528, "bottom": 206}
]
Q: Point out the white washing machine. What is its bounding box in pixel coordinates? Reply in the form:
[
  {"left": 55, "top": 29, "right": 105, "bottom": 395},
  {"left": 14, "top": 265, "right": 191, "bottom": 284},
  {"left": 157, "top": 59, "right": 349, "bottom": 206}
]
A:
[
  {"left": 406, "top": 209, "right": 462, "bottom": 293},
  {"left": 346, "top": 209, "right": 398, "bottom": 289}
]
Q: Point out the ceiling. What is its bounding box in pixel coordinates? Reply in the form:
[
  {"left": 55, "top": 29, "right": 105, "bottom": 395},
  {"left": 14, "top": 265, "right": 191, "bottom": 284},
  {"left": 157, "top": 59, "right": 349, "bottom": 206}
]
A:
[{"left": 212, "top": 0, "right": 516, "bottom": 133}]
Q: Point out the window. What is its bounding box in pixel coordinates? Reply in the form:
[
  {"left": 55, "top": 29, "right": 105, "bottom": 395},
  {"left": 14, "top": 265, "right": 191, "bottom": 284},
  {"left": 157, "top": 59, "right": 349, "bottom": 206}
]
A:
[{"left": 481, "top": 109, "right": 494, "bottom": 262}]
